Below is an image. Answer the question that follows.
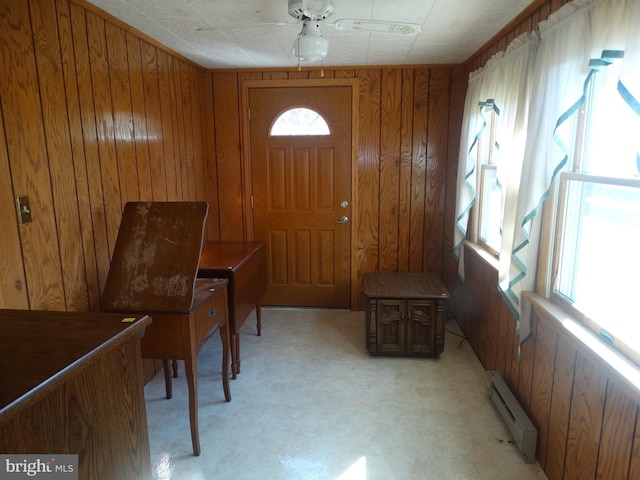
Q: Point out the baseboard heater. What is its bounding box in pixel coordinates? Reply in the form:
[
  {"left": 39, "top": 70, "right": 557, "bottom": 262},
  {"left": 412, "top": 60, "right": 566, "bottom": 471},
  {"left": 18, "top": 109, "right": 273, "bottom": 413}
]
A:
[{"left": 486, "top": 370, "right": 537, "bottom": 463}]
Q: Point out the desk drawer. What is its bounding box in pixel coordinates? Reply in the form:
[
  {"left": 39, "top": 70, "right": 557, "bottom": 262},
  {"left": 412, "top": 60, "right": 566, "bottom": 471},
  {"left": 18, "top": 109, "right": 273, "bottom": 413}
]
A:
[{"left": 193, "top": 285, "right": 227, "bottom": 353}]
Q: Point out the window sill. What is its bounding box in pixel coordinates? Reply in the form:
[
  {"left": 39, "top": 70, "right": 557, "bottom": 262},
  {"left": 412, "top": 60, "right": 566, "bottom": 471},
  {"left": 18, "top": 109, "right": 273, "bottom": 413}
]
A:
[
  {"left": 464, "top": 240, "right": 500, "bottom": 272},
  {"left": 523, "top": 291, "right": 640, "bottom": 403}
]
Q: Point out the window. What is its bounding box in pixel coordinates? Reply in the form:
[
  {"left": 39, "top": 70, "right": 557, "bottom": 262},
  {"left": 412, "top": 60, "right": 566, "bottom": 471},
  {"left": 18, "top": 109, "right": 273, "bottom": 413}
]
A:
[
  {"left": 476, "top": 102, "right": 502, "bottom": 256},
  {"left": 270, "top": 107, "right": 330, "bottom": 136},
  {"left": 552, "top": 59, "right": 640, "bottom": 362}
]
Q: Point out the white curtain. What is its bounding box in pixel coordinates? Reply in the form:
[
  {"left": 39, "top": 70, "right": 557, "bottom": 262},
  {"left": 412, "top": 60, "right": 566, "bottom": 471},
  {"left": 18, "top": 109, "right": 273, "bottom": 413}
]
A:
[
  {"left": 500, "top": 0, "right": 640, "bottom": 346},
  {"left": 498, "top": 2, "right": 593, "bottom": 346},
  {"left": 453, "top": 33, "right": 539, "bottom": 278},
  {"left": 600, "top": 0, "right": 640, "bottom": 115},
  {"left": 455, "top": 0, "right": 640, "bottom": 349}
]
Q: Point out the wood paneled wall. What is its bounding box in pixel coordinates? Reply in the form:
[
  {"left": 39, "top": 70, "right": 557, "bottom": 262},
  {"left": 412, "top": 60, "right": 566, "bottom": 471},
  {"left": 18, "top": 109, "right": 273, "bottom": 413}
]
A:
[
  {"left": 0, "top": 0, "right": 211, "bottom": 311},
  {"left": 205, "top": 67, "right": 465, "bottom": 308},
  {"left": 458, "top": 245, "right": 640, "bottom": 480},
  {"left": 456, "top": 1, "right": 640, "bottom": 479},
  {"left": 3, "top": 1, "right": 636, "bottom": 477},
  {"left": 0, "top": 0, "right": 463, "bottom": 313}
]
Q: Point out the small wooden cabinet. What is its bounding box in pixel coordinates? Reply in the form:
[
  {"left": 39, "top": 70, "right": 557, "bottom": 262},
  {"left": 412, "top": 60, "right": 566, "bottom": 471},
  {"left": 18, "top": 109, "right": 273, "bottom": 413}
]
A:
[{"left": 363, "top": 272, "right": 449, "bottom": 357}]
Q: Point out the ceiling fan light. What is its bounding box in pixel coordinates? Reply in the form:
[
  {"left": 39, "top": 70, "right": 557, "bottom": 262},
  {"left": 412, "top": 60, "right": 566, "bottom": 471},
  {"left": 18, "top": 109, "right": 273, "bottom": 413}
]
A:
[
  {"left": 296, "top": 34, "right": 328, "bottom": 61},
  {"left": 294, "top": 21, "right": 329, "bottom": 62}
]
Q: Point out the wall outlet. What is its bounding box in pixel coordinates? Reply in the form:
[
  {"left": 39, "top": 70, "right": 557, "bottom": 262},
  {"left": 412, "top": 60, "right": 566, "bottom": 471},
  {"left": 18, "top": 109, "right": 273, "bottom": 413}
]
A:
[{"left": 16, "top": 195, "right": 32, "bottom": 224}]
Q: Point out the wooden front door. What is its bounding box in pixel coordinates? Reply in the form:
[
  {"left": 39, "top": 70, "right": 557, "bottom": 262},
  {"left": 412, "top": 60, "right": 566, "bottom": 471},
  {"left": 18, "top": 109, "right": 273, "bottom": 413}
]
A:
[{"left": 249, "top": 86, "right": 352, "bottom": 307}]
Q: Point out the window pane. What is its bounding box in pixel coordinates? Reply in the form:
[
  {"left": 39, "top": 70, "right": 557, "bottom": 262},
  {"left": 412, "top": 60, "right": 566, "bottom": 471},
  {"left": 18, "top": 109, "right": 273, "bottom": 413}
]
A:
[
  {"left": 479, "top": 165, "right": 502, "bottom": 253},
  {"left": 270, "top": 107, "right": 330, "bottom": 136},
  {"left": 556, "top": 178, "right": 640, "bottom": 350}
]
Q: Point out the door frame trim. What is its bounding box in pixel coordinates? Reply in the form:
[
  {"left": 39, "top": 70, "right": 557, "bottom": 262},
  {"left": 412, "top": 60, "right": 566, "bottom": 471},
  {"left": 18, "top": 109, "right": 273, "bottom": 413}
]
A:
[{"left": 240, "top": 78, "right": 360, "bottom": 309}]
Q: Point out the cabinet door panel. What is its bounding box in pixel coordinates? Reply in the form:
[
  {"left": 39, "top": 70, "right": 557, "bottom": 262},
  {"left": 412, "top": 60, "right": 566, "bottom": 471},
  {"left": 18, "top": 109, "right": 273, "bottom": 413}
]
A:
[
  {"left": 377, "top": 299, "right": 405, "bottom": 353},
  {"left": 406, "top": 299, "right": 436, "bottom": 354}
]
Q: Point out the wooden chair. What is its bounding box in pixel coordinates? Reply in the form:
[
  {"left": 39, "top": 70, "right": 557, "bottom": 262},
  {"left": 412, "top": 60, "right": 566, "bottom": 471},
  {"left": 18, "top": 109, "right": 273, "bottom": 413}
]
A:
[{"left": 102, "top": 201, "right": 231, "bottom": 456}]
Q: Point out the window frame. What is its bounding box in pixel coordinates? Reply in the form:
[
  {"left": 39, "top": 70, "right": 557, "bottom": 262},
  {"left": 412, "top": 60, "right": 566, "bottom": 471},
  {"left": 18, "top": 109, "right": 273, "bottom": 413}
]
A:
[
  {"left": 269, "top": 107, "right": 331, "bottom": 137},
  {"left": 477, "top": 164, "right": 500, "bottom": 257},
  {"left": 474, "top": 105, "right": 501, "bottom": 258},
  {"left": 548, "top": 66, "right": 640, "bottom": 366},
  {"left": 551, "top": 171, "right": 640, "bottom": 365}
]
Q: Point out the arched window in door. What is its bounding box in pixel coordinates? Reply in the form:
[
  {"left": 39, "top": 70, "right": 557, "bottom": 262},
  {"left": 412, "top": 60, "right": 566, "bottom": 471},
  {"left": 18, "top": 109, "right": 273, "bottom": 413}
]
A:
[{"left": 270, "top": 107, "right": 330, "bottom": 136}]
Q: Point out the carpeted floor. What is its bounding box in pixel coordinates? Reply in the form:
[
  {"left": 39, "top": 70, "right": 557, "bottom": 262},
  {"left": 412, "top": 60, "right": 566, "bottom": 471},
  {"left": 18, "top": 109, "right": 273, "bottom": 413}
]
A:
[{"left": 144, "top": 308, "right": 547, "bottom": 480}]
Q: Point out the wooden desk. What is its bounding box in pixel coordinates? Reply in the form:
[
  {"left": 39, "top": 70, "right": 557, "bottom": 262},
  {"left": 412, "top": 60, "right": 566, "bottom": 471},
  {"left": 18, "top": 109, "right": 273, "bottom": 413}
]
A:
[
  {"left": 363, "top": 272, "right": 449, "bottom": 357},
  {"left": 135, "top": 278, "right": 231, "bottom": 456},
  {"left": 102, "top": 202, "right": 232, "bottom": 456},
  {"left": 0, "top": 310, "right": 152, "bottom": 480},
  {"left": 198, "top": 241, "right": 267, "bottom": 378}
]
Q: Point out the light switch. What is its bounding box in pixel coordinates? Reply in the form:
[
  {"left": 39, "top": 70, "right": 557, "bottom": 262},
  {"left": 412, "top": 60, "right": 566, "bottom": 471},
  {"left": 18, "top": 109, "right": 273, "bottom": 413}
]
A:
[{"left": 16, "top": 195, "right": 32, "bottom": 224}]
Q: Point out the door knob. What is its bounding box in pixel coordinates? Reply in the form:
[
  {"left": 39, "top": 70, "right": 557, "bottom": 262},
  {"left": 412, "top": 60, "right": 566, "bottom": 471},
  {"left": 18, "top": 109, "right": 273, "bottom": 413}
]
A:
[{"left": 336, "top": 216, "right": 349, "bottom": 224}]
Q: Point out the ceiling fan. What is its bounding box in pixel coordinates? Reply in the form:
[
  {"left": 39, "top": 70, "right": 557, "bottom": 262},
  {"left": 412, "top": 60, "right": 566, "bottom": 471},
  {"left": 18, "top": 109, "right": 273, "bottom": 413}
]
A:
[{"left": 288, "top": 0, "right": 421, "bottom": 62}]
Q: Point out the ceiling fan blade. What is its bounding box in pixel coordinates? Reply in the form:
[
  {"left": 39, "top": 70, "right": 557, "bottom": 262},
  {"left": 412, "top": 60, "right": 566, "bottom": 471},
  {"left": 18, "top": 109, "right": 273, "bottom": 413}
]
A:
[
  {"left": 332, "top": 19, "right": 421, "bottom": 36},
  {"left": 196, "top": 20, "right": 299, "bottom": 32}
]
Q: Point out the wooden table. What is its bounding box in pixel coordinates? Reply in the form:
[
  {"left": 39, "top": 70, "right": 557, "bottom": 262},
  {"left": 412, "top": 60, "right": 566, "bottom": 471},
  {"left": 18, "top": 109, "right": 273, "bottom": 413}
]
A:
[
  {"left": 102, "top": 202, "right": 232, "bottom": 456},
  {"left": 363, "top": 272, "right": 449, "bottom": 356},
  {"left": 198, "top": 241, "right": 267, "bottom": 378},
  {"left": 135, "top": 278, "right": 230, "bottom": 456},
  {"left": 0, "top": 309, "right": 152, "bottom": 480}
]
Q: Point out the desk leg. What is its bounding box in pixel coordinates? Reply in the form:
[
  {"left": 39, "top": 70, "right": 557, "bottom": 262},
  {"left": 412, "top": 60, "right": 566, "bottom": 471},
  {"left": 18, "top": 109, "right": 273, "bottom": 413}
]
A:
[
  {"left": 162, "top": 359, "right": 173, "bottom": 399},
  {"left": 231, "top": 334, "right": 239, "bottom": 379},
  {"left": 184, "top": 348, "right": 200, "bottom": 456},
  {"left": 220, "top": 320, "right": 231, "bottom": 402},
  {"left": 256, "top": 302, "right": 262, "bottom": 336}
]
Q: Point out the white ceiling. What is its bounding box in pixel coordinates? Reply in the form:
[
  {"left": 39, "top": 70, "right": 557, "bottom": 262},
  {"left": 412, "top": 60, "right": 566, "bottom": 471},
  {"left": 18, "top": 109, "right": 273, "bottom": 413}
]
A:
[{"left": 87, "top": 0, "right": 534, "bottom": 69}]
